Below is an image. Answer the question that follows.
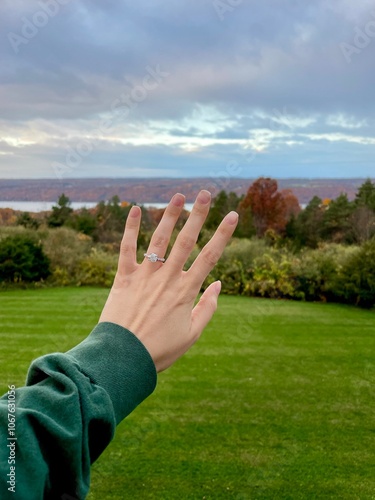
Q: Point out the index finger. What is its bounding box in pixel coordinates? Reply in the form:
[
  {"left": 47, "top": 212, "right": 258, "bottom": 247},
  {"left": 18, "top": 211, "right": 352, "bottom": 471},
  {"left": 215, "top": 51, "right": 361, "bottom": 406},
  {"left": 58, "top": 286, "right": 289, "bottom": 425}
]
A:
[{"left": 117, "top": 205, "right": 142, "bottom": 275}]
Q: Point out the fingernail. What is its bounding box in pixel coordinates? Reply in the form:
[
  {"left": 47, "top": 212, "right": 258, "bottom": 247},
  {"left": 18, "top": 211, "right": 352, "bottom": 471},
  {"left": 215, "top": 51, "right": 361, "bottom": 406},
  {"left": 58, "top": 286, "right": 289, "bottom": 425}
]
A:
[
  {"left": 129, "top": 205, "right": 140, "bottom": 218},
  {"left": 214, "top": 281, "right": 222, "bottom": 296},
  {"left": 197, "top": 190, "right": 211, "bottom": 204},
  {"left": 172, "top": 193, "right": 185, "bottom": 207},
  {"left": 225, "top": 211, "right": 239, "bottom": 225}
]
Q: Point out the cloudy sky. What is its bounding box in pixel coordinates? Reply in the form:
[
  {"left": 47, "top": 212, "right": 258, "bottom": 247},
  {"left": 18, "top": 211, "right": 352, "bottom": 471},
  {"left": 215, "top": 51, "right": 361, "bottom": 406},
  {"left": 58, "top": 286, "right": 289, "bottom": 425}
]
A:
[{"left": 1, "top": 0, "right": 375, "bottom": 179}]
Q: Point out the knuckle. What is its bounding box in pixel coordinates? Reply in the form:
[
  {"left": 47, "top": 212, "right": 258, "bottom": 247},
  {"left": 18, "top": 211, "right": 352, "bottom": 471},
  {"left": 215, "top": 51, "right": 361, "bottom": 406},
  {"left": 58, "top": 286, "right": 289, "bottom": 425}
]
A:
[
  {"left": 177, "top": 234, "right": 196, "bottom": 251},
  {"left": 180, "top": 289, "right": 196, "bottom": 304},
  {"left": 201, "top": 246, "right": 221, "bottom": 267},
  {"left": 217, "top": 223, "right": 231, "bottom": 238},
  {"left": 193, "top": 204, "right": 208, "bottom": 217},
  {"left": 120, "top": 242, "right": 135, "bottom": 255},
  {"left": 151, "top": 234, "right": 169, "bottom": 249}
]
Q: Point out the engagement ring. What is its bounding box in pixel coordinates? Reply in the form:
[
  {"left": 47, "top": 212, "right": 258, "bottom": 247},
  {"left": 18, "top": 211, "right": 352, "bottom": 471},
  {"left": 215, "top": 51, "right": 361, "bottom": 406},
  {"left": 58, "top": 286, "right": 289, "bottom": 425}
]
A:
[{"left": 144, "top": 253, "right": 165, "bottom": 263}]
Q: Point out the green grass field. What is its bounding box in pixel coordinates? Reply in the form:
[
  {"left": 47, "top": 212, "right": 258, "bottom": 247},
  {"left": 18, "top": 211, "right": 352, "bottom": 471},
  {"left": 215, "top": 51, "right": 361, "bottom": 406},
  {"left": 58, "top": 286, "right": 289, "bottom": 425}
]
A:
[{"left": 1, "top": 288, "right": 375, "bottom": 499}]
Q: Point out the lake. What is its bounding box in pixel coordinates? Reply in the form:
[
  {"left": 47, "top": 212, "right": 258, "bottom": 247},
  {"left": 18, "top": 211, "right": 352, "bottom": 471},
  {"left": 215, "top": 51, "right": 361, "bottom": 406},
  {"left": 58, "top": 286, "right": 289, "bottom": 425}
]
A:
[{"left": 0, "top": 201, "right": 195, "bottom": 212}]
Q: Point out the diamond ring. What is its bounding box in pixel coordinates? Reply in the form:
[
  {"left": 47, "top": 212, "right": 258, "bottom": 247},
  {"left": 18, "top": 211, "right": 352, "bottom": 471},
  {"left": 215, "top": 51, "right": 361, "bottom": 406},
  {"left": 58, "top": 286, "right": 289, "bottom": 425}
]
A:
[{"left": 144, "top": 252, "right": 165, "bottom": 263}]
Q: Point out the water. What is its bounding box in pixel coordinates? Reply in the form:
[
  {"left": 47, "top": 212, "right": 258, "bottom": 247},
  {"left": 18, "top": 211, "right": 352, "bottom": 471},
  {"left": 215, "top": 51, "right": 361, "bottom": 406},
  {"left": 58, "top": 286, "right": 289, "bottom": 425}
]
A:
[{"left": 0, "top": 201, "right": 194, "bottom": 212}]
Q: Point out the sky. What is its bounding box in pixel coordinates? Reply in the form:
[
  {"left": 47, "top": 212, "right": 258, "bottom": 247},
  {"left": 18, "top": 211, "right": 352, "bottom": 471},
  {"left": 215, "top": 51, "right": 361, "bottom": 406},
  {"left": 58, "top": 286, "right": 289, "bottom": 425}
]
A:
[{"left": 0, "top": 0, "right": 375, "bottom": 180}]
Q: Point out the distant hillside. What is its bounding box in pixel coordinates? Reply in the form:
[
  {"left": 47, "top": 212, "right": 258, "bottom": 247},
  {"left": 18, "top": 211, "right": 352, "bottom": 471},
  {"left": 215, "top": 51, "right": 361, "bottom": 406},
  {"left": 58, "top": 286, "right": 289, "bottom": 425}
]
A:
[{"left": 0, "top": 178, "right": 371, "bottom": 205}]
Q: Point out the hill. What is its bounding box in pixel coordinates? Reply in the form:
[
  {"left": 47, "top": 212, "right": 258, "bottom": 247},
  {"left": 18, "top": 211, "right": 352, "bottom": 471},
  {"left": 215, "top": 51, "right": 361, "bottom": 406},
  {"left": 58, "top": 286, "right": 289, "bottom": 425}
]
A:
[{"left": 0, "top": 178, "right": 371, "bottom": 204}]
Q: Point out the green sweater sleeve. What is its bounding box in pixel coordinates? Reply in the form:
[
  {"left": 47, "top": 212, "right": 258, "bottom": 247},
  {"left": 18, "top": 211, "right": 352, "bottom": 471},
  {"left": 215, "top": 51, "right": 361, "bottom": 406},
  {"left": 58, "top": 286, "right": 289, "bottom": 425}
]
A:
[{"left": 0, "top": 322, "right": 157, "bottom": 500}]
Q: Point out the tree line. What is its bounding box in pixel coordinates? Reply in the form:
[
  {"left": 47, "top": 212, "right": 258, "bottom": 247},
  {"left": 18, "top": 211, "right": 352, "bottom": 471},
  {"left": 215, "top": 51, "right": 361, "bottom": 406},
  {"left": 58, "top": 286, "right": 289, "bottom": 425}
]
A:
[
  {"left": 11, "top": 177, "right": 375, "bottom": 248},
  {"left": 205, "top": 177, "right": 375, "bottom": 247},
  {"left": 1, "top": 177, "right": 375, "bottom": 308}
]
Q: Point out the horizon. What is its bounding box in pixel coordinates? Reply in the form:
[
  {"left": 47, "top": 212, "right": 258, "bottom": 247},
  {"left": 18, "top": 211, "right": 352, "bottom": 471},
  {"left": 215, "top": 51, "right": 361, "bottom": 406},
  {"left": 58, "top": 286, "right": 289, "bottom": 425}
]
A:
[
  {"left": 0, "top": 176, "right": 374, "bottom": 181},
  {"left": 0, "top": 177, "right": 372, "bottom": 206}
]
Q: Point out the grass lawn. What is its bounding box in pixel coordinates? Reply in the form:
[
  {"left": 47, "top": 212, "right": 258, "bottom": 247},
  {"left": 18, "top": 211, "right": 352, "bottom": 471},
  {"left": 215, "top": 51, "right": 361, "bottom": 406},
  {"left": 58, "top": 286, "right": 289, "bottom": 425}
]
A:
[{"left": 1, "top": 288, "right": 375, "bottom": 499}]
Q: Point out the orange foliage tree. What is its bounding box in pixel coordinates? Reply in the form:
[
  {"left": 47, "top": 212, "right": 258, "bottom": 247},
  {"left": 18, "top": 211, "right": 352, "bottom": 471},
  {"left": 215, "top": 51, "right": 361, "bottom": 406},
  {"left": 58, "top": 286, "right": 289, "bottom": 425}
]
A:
[{"left": 238, "top": 178, "right": 300, "bottom": 237}]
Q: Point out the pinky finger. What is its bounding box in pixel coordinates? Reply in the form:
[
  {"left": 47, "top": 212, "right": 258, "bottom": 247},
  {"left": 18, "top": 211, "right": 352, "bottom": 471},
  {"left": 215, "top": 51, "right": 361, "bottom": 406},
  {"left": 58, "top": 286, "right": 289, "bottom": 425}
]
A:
[
  {"left": 118, "top": 205, "right": 141, "bottom": 275},
  {"left": 190, "top": 281, "right": 221, "bottom": 340}
]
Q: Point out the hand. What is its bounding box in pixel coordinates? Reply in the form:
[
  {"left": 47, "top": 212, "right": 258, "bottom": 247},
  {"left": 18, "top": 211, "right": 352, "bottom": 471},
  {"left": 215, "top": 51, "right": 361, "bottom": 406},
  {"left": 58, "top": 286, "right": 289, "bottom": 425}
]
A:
[{"left": 99, "top": 190, "right": 238, "bottom": 372}]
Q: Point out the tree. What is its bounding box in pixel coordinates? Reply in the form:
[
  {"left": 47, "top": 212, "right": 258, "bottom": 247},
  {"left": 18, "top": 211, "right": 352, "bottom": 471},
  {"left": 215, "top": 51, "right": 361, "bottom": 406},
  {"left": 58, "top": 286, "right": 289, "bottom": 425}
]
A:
[
  {"left": 355, "top": 179, "right": 375, "bottom": 212},
  {"left": 281, "top": 189, "right": 301, "bottom": 220},
  {"left": 0, "top": 235, "right": 50, "bottom": 283},
  {"left": 16, "top": 212, "right": 40, "bottom": 230},
  {"left": 294, "top": 196, "right": 325, "bottom": 248},
  {"left": 68, "top": 208, "right": 98, "bottom": 236},
  {"left": 94, "top": 196, "right": 134, "bottom": 243},
  {"left": 238, "top": 178, "right": 299, "bottom": 237},
  {"left": 321, "top": 193, "right": 355, "bottom": 243},
  {"left": 47, "top": 193, "right": 73, "bottom": 228},
  {"left": 351, "top": 179, "right": 375, "bottom": 242},
  {"left": 351, "top": 206, "right": 375, "bottom": 243},
  {"left": 205, "top": 191, "right": 241, "bottom": 230}
]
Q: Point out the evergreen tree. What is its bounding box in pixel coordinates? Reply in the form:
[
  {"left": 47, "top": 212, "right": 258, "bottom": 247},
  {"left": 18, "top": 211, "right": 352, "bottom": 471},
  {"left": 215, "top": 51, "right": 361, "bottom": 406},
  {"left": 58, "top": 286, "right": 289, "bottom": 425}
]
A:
[
  {"left": 355, "top": 179, "right": 375, "bottom": 212},
  {"left": 322, "top": 194, "right": 355, "bottom": 243},
  {"left": 351, "top": 179, "right": 375, "bottom": 242},
  {"left": 205, "top": 191, "right": 241, "bottom": 230},
  {"left": 47, "top": 193, "right": 73, "bottom": 228},
  {"left": 294, "top": 196, "right": 325, "bottom": 248},
  {"left": 68, "top": 208, "right": 98, "bottom": 236}
]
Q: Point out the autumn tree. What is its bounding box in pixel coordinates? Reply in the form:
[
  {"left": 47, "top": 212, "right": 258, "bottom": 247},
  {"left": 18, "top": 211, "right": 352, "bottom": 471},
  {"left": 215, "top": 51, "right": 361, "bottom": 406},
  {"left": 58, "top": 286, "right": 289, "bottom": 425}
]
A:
[{"left": 238, "top": 178, "right": 300, "bottom": 237}]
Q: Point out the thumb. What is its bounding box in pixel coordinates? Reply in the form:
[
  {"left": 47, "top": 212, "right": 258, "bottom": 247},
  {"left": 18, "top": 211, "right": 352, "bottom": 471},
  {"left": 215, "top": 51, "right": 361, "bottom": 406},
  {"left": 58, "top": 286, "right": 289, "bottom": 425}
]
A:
[{"left": 190, "top": 281, "right": 221, "bottom": 339}]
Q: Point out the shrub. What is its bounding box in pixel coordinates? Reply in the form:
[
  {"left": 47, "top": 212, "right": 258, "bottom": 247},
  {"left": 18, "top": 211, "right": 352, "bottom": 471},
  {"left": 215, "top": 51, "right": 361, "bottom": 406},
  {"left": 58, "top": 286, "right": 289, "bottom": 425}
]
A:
[
  {"left": 43, "top": 227, "right": 93, "bottom": 285},
  {"left": 76, "top": 249, "right": 117, "bottom": 287},
  {"left": 245, "top": 249, "right": 299, "bottom": 299},
  {"left": 292, "top": 244, "right": 358, "bottom": 302},
  {"left": 16, "top": 212, "right": 40, "bottom": 230},
  {"left": 0, "top": 226, "right": 46, "bottom": 241},
  {"left": 203, "top": 238, "right": 269, "bottom": 294},
  {"left": 0, "top": 234, "right": 50, "bottom": 283},
  {"left": 335, "top": 238, "right": 375, "bottom": 308}
]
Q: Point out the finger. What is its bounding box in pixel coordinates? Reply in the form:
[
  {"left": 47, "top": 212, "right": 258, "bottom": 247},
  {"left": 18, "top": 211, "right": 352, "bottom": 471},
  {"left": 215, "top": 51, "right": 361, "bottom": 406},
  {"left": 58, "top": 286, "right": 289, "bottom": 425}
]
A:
[
  {"left": 165, "top": 190, "right": 211, "bottom": 271},
  {"left": 118, "top": 205, "right": 141, "bottom": 275},
  {"left": 190, "top": 281, "right": 221, "bottom": 340},
  {"left": 143, "top": 193, "right": 185, "bottom": 267},
  {"left": 187, "top": 211, "right": 238, "bottom": 291}
]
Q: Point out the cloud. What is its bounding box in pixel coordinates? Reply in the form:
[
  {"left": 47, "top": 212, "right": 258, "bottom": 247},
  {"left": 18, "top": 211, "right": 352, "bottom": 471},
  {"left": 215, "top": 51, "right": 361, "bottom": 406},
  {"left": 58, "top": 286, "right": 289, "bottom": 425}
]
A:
[{"left": 0, "top": 0, "right": 374, "bottom": 179}]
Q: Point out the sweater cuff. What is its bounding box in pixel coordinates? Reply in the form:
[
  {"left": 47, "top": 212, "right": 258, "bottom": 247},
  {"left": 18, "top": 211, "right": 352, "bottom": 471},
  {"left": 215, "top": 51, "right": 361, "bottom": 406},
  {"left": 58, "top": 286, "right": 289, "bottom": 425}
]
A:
[{"left": 67, "top": 322, "right": 157, "bottom": 424}]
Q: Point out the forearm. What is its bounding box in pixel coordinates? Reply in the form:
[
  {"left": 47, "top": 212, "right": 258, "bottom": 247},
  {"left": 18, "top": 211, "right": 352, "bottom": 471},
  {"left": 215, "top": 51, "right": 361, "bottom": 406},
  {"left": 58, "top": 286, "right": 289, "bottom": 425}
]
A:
[{"left": 0, "top": 322, "right": 157, "bottom": 499}]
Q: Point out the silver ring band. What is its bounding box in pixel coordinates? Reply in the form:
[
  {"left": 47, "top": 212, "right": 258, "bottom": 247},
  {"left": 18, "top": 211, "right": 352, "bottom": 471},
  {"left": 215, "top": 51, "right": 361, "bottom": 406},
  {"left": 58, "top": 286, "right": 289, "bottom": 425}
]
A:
[{"left": 144, "top": 252, "right": 165, "bottom": 263}]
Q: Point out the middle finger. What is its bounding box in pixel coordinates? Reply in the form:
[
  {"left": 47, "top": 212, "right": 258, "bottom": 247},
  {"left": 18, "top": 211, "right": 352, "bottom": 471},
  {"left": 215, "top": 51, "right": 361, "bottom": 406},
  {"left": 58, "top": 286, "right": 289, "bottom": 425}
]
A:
[{"left": 165, "top": 190, "right": 211, "bottom": 271}]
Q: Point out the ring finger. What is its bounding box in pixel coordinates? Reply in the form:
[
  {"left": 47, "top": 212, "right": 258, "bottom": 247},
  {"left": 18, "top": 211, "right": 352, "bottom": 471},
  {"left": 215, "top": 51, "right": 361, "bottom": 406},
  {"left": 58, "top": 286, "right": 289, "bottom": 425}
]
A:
[{"left": 144, "top": 193, "right": 185, "bottom": 266}]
